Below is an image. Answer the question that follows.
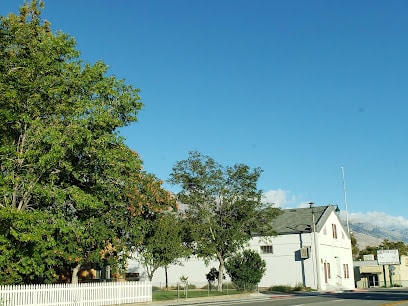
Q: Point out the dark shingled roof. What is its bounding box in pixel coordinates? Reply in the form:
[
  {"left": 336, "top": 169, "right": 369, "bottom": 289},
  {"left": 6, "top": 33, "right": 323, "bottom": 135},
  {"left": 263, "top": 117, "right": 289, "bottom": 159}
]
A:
[{"left": 271, "top": 205, "right": 337, "bottom": 235}]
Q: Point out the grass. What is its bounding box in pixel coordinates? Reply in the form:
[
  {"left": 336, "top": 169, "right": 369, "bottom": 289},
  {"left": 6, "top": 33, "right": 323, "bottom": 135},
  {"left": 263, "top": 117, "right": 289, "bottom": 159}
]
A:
[
  {"left": 152, "top": 283, "right": 312, "bottom": 302},
  {"left": 152, "top": 288, "right": 242, "bottom": 301}
]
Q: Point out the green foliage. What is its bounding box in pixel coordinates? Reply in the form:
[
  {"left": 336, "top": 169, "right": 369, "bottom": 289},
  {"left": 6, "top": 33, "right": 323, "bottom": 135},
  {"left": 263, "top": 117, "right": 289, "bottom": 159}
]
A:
[
  {"left": 379, "top": 240, "right": 408, "bottom": 256},
  {"left": 356, "top": 239, "right": 408, "bottom": 261},
  {"left": 0, "top": 208, "right": 58, "bottom": 284},
  {"left": 0, "top": 0, "right": 142, "bottom": 213},
  {"left": 270, "top": 282, "right": 312, "bottom": 292},
  {"left": 169, "top": 151, "right": 280, "bottom": 291},
  {"left": 268, "top": 285, "right": 292, "bottom": 292},
  {"left": 357, "top": 244, "right": 380, "bottom": 260},
  {"left": 152, "top": 288, "right": 238, "bottom": 301},
  {"left": 267, "top": 284, "right": 312, "bottom": 293},
  {"left": 292, "top": 282, "right": 312, "bottom": 292},
  {"left": 0, "top": 0, "right": 155, "bottom": 284},
  {"left": 206, "top": 268, "right": 221, "bottom": 290},
  {"left": 135, "top": 207, "right": 189, "bottom": 281},
  {"left": 225, "top": 249, "right": 266, "bottom": 292},
  {"left": 350, "top": 232, "right": 359, "bottom": 258},
  {"left": 201, "top": 282, "right": 235, "bottom": 290}
]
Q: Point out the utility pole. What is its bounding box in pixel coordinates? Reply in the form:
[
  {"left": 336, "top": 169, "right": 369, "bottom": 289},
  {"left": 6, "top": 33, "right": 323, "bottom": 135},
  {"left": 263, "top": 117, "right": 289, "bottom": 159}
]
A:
[
  {"left": 341, "top": 166, "right": 350, "bottom": 235},
  {"left": 310, "top": 202, "right": 320, "bottom": 290}
]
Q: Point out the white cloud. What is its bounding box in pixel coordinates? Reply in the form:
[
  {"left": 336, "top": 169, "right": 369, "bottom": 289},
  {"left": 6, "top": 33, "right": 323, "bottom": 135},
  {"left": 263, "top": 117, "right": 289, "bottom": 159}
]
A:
[
  {"left": 347, "top": 211, "right": 408, "bottom": 229},
  {"left": 262, "top": 189, "right": 299, "bottom": 208},
  {"left": 262, "top": 190, "right": 408, "bottom": 230}
]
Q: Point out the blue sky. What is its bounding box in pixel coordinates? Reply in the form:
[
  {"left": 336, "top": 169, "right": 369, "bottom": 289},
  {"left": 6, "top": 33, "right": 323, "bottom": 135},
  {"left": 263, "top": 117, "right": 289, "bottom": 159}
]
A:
[{"left": 2, "top": 1, "right": 408, "bottom": 226}]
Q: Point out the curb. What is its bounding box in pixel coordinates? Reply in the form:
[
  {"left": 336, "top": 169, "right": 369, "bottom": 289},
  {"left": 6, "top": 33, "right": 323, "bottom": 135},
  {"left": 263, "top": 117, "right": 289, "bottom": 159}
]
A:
[{"left": 114, "top": 293, "right": 275, "bottom": 306}]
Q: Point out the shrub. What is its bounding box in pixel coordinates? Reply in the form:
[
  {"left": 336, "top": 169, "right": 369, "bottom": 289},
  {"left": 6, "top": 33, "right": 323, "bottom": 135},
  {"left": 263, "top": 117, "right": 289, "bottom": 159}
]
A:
[
  {"left": 225, "top": 249, "right": 266, "bottom": 292},
  {"left": 268, "top": 284, "right": 312, "bottom": 292},
  {"left": 206, "top": 267, "right": 225, "bottom": 291},
  {"left": 268, "top": 285, "right": 292, "bottom": 292}
]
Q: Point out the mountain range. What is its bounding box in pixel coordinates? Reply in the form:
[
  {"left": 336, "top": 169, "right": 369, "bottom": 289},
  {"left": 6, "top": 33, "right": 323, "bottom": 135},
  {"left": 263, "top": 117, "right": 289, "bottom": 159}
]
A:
[{"left": 347, "top": 221, "right": 408, "bottom": 249}]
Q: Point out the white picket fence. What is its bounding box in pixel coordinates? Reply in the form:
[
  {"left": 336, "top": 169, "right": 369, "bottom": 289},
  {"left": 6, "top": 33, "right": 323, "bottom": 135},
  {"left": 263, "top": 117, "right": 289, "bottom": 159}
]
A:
[{"left": 0, "top": 281, "right": 152, "bottom": 306}]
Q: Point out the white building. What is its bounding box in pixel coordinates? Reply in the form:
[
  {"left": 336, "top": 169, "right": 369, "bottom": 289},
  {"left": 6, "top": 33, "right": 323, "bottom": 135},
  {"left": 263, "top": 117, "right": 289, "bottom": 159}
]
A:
[
  {"left": 249, "top": 204, "right": 355, "bottom": 290},
  {"left": 128, "top": 204, "right": 355, "bottom": 291}
]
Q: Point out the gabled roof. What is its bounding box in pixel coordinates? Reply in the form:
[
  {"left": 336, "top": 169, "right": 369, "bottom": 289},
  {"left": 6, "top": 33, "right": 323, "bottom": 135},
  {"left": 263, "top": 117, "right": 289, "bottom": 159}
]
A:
[{"left": 271, "top": 205, "right": 337, "bottom": 235}]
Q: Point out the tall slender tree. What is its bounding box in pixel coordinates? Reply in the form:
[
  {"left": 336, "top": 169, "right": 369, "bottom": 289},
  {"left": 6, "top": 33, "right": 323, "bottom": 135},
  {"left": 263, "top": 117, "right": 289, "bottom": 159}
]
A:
[
  {"left": 135, "top": 211, "right": 190, "bottom": 286},
  {"left": 169, "top": 151, "right": 280, "bottom": 291}
]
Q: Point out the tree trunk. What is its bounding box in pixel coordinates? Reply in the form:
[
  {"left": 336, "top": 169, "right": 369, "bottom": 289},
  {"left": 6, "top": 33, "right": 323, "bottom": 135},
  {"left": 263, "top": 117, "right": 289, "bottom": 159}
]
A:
[
  {"left": 165, "top": 266, "right": 169, "bottom": 290},
  {"left": 217, "top": 256, "right": 224, "bottom": 292},
  {"left": 71, "top": 264, "right": 81, "bottom": 284}
]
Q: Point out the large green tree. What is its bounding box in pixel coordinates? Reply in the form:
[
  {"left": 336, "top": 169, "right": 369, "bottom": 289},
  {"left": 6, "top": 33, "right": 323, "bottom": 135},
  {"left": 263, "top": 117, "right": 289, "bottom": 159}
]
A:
[
  {"left": 126, "top": 172, "right": 187, "bottom": 287},
  {"left": 135, "top": 211, "right": 190, "bottom": 286},
  {"left": 169, "top": 151, "right": 280, "bottom": 291},
  {"left": 0, "top": 1, "right": 145, "bottom": 284}
]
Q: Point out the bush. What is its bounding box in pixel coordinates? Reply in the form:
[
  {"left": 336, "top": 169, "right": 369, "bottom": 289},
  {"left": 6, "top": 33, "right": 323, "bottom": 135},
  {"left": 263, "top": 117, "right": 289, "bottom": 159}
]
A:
[
  {"left": 268, "top": 285, "right": 292, "bottom": 292},
  {"left": 225, "top": 249, "right": 266, "bottom": 292},
  {"left": 268, "top": 284, "right": 312, "bottom": 292},
  {"left": 206, "top": 267, "right": 226, "bottom": 291}
]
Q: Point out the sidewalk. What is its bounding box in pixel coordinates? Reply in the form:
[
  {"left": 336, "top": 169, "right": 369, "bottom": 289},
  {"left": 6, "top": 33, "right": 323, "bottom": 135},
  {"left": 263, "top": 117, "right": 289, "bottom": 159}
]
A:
[{"left": 114, "top": 292, "right": 271, "bottom": 306}]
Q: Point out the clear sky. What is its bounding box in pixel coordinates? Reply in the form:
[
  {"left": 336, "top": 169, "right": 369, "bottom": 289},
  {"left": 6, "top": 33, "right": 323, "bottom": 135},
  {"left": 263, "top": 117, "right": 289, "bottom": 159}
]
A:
[{"left": 2, "top": 1, "right": 408, "bottom": 226}]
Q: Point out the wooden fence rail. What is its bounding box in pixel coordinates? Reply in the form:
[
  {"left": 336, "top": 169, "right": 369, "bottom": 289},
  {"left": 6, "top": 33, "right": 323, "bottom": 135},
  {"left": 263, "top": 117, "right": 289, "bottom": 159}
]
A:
[{"left": 0, "top": 281, "right": 152, "bottom": 306}]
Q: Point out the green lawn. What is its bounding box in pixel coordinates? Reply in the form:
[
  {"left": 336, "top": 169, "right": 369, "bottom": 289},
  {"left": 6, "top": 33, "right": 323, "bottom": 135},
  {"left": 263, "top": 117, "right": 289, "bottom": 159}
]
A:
[{"left": 152, "top": 288, "right": 242, "bottom": 301}]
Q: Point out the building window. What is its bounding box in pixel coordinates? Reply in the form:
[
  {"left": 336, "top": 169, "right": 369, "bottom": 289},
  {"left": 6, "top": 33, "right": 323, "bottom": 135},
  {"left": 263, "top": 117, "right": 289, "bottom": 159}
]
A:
[
  {"left": 324, "top": 262, "right": 331, "bottom": 283},
  {"left": 332, "top": 224, "right": 337, "bottom": 239},
  {"left": 343, "top": 264, "right": 349, "bottom": 279},
  {"left": 260, "top": 245, "right": 273, "bottom": 254}
]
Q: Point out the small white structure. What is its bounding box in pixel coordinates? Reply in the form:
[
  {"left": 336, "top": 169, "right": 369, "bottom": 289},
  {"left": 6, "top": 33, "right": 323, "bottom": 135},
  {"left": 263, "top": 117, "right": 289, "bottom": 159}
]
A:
[{"left": 129, "top": 204, "right": 355, "bottom": 291}]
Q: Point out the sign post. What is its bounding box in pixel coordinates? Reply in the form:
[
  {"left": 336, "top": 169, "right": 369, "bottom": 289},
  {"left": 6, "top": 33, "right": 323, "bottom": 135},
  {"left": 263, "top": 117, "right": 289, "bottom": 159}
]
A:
[
  {"left": 377, "top": 250, "right": 400, "bottom": 288},
  {"left": 389, "top": 265, "right": 395, "bottom": 287}
]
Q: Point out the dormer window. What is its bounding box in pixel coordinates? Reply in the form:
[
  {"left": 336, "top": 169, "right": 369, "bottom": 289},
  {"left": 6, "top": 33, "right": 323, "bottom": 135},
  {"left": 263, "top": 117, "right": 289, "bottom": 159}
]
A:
[{"left": 332, "top": 224, "right": 337, "bottom": 239}]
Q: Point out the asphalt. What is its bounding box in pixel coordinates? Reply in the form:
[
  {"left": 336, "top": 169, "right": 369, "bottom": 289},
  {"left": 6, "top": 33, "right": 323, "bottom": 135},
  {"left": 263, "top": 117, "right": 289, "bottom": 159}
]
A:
[
  {"left": 112, "top": 289, "right": 371, "bottom": 306},
  {"left": 113, "top": 292, "right": 294, "bottom": 306}
]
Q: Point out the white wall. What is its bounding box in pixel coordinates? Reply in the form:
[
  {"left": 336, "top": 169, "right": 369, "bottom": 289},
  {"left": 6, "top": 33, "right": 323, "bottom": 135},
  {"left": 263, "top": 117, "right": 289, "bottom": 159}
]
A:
[
  {"left": 315, "top": 211, "right": 355, "bottom": 290},
  {"left": 248, "top": 234, "right": 316, "bottom": 288},
  {"left": 128, "top": 255, "right": 223, "bottom": 288},
  {"left": 127, "top": 210, "right": 355, "bottom": 291}
]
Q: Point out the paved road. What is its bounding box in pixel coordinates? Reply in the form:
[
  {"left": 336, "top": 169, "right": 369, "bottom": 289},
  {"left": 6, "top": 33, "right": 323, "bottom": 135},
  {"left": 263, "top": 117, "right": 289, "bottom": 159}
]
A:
[
  {"left": 117, "top": 288, "right": 408, "bottom": 306},
  {"left": 189, "top": 289, "right": 408, "bottom": 306}
]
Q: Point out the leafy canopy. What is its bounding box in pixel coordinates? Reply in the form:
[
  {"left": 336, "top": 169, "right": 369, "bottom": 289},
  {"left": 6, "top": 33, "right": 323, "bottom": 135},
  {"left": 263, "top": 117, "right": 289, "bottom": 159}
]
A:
[
  {"left": 0, "top": 0, "right": 143, "bottom": 212},
  {"left": 0, "top": 0, "right": 154, "bottom": 284},
  {"left": 169, "top": 151, "right": 280, "bottom": 291}
]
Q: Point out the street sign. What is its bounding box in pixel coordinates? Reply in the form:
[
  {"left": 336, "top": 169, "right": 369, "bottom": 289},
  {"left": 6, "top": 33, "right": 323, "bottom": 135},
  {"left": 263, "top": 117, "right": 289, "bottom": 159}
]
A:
[{"left": 377, "top": 249, "right": 400, "bottom": 265}]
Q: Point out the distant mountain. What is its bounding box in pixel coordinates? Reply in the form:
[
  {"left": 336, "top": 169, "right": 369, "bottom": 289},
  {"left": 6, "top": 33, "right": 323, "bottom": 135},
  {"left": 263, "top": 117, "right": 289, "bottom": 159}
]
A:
[{"left": 347, "top": 221, "right": 408, "bottom": 249}]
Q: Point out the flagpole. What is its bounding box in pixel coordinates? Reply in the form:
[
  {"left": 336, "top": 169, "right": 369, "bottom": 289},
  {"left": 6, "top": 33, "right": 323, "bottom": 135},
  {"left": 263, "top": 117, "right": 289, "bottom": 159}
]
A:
[{"left": 341, "top": 166, "right": 350, "bottom": 234}]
